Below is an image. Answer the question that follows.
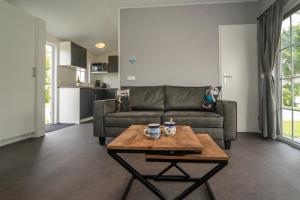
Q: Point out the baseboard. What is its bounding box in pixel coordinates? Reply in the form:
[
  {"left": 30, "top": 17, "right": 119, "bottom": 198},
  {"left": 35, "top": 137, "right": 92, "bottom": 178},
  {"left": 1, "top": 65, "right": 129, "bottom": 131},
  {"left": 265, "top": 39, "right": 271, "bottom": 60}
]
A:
[
  {"left": 237, "top": 131, "right": 261, "bottom": 134},
  {"left": 80, "top": 117, "right": 93, "bottom": 123},
  {"left": 0, "top": 133, "right": 35, "bottom": 147}
]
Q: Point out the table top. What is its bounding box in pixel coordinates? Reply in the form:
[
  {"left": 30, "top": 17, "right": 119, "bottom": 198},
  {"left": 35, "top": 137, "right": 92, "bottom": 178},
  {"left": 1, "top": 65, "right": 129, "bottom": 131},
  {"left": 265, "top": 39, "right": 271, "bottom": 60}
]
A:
[
  {"left": 145, "top": 134, "right": 229, "bottom": 161},
  {"left": 107, "top": 125, "right": 203, "bottom": 153}
]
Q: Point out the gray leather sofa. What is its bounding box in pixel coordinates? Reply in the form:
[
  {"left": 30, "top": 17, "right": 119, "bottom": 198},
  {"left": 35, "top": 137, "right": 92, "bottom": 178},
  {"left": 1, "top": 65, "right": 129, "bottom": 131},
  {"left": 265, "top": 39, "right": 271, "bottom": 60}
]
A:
[{"left": 93, "top": 86, "right": 237, "bottom": 149}]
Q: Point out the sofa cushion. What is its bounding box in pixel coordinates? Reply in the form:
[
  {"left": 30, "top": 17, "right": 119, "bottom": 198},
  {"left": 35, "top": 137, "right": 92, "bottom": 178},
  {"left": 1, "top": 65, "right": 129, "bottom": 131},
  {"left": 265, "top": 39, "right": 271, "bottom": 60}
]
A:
[
  {"left": 201, "top": 86, "right": 221, "bottom": 112},
  {"left": 116, "top": 89, "right": 131, "bottom": 112},
  {"left": 122, "top": 86, "right": 164, "bottom": 111},
  {"left": 163, "top": 111, "right": 223, "bottom": 128},
  {"left": 105, "top": 111, "right": 162, "bottom": 127},
  {"left": 165, "top": 86, "right": 208, "bottom": 111}
]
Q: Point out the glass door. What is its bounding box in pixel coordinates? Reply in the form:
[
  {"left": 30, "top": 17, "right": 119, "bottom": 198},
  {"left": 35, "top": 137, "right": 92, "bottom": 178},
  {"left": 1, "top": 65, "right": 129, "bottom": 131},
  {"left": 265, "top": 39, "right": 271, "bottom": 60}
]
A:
[
  {"left": 280, "top": 10, "right": 300, "bottom": 143},
  {"left": 45, "top": 43, "right": 55, "bottom": 124}
]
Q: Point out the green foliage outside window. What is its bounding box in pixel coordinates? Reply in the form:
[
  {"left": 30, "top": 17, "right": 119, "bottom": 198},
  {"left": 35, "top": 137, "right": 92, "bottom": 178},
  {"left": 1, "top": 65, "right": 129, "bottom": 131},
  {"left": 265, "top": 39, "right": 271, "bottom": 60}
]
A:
[
  {"left": 281, "top": 15, "right": 300, "bottom": 140},
  {"left": 45, "top": 47, "right": 51, "bottom": 104},
  {"left": 282, "top": 83, "right": 292, "bottom": 107},
  {"left": 281, "top": 24, "right": 300, "bottom": 108}
]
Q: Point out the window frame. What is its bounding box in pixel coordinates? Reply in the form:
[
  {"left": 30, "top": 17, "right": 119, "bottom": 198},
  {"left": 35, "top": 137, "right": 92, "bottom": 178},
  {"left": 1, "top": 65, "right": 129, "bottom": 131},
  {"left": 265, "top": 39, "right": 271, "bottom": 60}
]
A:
[
  {"left": 76, "top": 68, "right": 86, "bottom": 83},
  {"left": 279, "top": 8, "right": 300, "bottom": 143}
]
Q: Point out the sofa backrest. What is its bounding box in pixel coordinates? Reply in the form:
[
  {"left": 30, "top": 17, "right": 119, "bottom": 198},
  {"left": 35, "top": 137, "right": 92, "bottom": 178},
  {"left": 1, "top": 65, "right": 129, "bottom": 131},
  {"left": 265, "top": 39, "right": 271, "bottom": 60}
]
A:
[
  {"left": 164, "top": 86, "right": 208, "bottom": 111},
  {"left": 121, "top": 85, "right": 218, "bottom": 111},
  {"left": 123, "top": 86, "right": 165, "bottom": 111}
]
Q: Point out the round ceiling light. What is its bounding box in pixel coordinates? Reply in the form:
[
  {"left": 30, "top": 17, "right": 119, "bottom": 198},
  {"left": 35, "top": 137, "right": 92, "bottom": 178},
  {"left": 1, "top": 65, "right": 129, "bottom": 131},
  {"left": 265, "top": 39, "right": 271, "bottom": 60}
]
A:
[{"left": 95, "top": 42, "right": 106, "bottom": 49}]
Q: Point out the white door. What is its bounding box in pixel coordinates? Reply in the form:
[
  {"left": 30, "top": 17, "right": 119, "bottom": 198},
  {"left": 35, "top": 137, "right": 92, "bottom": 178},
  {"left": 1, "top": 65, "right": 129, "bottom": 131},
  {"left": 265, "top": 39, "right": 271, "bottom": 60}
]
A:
[
  {"left": 0, "top": 1, "right": 36, "bottom": 141},
  {"left": 219, "top": 24, "right": 258, "bottom": 132}
]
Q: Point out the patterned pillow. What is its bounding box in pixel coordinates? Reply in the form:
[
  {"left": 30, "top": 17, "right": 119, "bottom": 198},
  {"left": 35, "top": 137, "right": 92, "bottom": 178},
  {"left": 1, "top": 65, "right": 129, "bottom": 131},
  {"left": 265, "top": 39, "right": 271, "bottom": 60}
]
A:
[
  {"left": 201, "top": 86, "right": 221, "bottom": 112},
  {"left": 117, "top": 89, "right": 131, "bottom": 112}
]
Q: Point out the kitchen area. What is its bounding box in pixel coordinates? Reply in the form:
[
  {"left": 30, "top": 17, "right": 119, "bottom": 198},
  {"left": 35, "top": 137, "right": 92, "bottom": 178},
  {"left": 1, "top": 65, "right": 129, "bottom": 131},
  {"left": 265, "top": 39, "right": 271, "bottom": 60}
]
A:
[{"left": 56, "top": 41, "right": 118, "bottom": 125}]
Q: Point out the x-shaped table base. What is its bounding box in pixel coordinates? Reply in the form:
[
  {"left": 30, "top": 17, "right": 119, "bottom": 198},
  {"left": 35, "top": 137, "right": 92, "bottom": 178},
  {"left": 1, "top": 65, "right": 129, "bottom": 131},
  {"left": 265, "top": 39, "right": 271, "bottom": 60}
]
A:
[{"left": 108, "top": 150, "right": 228, "bottom": 200}]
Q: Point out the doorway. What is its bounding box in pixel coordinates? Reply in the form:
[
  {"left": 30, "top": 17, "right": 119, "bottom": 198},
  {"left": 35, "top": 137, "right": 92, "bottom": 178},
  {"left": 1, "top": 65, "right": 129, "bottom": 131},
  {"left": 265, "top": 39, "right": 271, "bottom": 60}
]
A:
[{"left": 45, "top": 43, "right": 56, "bottom": 124}]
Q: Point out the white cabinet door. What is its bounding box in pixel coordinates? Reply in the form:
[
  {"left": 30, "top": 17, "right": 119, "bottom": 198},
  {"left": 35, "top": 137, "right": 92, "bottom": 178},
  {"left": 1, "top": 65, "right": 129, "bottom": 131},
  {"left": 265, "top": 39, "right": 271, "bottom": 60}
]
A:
[
  {"left": 219, "top": 24, "right": 258, "bottom": 132},
  {"left": 0, "top": 1, "right": 36, "bottom": 140}
]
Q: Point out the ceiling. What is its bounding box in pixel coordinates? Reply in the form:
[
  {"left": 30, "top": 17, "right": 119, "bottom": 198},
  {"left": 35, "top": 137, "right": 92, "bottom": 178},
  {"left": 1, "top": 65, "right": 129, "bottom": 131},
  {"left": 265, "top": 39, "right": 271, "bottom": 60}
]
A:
[{"left": 6, "top": 0, "right": 258, "bottom": 55}]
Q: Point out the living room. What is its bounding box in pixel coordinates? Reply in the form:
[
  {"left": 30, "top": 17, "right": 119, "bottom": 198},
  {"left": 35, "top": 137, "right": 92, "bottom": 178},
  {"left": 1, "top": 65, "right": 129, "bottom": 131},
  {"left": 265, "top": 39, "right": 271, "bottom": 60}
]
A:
[{"left": 1, "top": 0, "right": 300, "bottom": 199}]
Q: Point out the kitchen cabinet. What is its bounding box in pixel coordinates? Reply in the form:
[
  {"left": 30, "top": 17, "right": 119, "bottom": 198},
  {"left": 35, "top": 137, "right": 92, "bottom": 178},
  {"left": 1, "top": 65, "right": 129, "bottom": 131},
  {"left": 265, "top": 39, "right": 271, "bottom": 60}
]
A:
[
  {"left": 59, "top": 41, "right": 87, "bottom": 68},
  {"left": 105, "top": 89, "right": 116, "bottom": 99},
  {"left": 80, "top": 89, "right": 107, "bottom": 119},
  {"left": 59, "top": 87, "right": 116, "bottom": 124},
  {"left": 80, "top": 88, "right": 94, "bottom": 119},
  {"left": 108, "top": 56, "right": 118, "bottom": 73}
]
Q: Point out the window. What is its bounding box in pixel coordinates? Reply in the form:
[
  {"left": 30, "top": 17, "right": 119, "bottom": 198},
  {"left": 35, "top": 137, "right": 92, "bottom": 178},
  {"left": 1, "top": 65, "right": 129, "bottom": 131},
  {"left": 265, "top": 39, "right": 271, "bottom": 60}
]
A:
[
  {"left": 280, "top": 10, "right": 300, "bottom": 143},
  {"left": 76, "top": 68, "right": 86, "bottom": 83}
]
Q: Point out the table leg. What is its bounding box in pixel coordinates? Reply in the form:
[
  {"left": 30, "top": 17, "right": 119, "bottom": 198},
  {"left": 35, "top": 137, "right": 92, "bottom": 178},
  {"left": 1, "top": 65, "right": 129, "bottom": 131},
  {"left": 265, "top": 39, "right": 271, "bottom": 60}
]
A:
[
  {"left": 155, "top": 162, "right": 189, "bottom": 179},
  {"left": 108, "top": 150, "right": 227, "bottom": 200},
  {"left": 155, "top": 162, "right": 176, "bottom": 178},
  {"left": 205, "top": 181, "right": 216, "bottom": 200},
  {"left": 174, "top": 163, "right": 190, "bottom": 178},
  {"left": 173, "top": 162, "right": 227, "bottom": 200},
  {"left": 121, "top": 176, "right": 135, "bottom": 200},
  {"left": 108, "top": 151, "right": 167, "bottom": 200}
]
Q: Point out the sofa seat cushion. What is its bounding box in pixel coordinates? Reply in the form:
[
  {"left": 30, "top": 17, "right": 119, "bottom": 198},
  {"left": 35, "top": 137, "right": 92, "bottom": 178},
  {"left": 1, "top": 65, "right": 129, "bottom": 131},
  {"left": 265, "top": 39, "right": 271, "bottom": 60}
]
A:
[
  {"left": 163, "top": 111, "right": 223, "bottom": 128},
  {"left": 105, "top": 111, "right": 162, "bottom": 127}
]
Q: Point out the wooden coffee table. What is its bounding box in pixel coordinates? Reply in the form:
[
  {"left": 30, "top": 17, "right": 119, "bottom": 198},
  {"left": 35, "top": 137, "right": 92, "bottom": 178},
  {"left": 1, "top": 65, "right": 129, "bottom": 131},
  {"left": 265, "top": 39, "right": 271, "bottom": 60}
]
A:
[{"left": 107, "top": 125, "right": 228, "bottom": 200}]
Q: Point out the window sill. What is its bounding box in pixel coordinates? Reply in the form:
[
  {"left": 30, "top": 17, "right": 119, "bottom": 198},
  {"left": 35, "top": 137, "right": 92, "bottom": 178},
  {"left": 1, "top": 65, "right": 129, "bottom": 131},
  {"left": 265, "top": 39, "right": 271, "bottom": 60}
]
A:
[{"left": 277, "top": 136, "right": 300, "bottom": 150}]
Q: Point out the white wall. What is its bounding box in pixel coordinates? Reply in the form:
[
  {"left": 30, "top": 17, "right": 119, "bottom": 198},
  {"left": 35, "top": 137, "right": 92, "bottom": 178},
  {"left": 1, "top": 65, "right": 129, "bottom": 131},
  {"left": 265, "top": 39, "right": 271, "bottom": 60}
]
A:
[
  {"left": 120, "top": 2, "right": 258, "bottom": 87},
  {"left": 47, "top": 33, "right": 59, "bottom": 45},
  {"left": 91, "top": 50, "right": 119, "bottom": 88},
  {"left": 35, "top": 19, "right": 46, "bottom": 137},
  {"left": 0, "top": 1, "right": 45, "bottom": 145},
  {"left": 58, "top": 66, "right": 77, "bottom": 87}
]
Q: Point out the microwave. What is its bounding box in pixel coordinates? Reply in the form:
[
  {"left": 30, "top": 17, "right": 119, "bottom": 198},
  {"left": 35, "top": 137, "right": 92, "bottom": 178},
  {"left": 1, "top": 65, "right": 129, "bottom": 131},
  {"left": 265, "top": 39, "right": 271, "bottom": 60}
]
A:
[{"left": 91, "top": 63, "right": 107, "bottom": 73}]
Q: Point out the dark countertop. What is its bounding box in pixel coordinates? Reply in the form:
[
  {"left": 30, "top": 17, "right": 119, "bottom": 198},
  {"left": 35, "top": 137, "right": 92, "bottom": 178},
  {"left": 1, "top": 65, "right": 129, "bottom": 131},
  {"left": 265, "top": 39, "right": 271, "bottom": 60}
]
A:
[{"left": 59, "top": 86, "right": 117, "bottom": 90}]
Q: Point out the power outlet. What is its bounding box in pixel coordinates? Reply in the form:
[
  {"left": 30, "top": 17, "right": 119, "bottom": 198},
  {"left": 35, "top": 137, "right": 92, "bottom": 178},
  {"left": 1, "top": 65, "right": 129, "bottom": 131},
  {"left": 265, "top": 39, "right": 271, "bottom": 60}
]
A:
[{"left": 127, "top": 76, "right": 136, "bottom": 81}]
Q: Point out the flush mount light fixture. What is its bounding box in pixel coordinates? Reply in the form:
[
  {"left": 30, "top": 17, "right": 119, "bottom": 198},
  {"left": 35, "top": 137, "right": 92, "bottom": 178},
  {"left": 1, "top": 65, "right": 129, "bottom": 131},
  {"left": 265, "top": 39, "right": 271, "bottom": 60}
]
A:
[{"left": 95, "top": 42, "right": 106, "bottom": 48}]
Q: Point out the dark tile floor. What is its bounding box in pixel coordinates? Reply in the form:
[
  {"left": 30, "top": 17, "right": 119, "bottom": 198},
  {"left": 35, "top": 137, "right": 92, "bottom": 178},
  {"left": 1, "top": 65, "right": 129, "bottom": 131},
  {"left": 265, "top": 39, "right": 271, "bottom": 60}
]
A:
[{"left": 0, "top": 123, "right": 300, "bottom": 200}]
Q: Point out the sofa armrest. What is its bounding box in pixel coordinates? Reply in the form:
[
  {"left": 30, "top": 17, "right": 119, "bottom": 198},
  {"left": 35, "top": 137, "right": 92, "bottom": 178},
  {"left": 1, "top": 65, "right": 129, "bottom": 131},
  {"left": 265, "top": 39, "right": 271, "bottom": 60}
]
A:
[
  {"left": 93, "top": 99, "right": 117, "bottom": 137},
  {"left": 216, "top": 100, "right": 237, "bottom": 141}
]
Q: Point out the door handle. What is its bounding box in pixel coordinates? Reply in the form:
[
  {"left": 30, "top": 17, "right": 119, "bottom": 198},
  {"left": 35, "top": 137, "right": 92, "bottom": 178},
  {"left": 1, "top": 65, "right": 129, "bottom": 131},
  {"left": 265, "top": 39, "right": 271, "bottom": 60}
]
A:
[
  {"left": 223, "top": 74, "right": 232, "bottom": 78},
  {"left": 223, "top": 74, "right": 232, "bottom": 84}
]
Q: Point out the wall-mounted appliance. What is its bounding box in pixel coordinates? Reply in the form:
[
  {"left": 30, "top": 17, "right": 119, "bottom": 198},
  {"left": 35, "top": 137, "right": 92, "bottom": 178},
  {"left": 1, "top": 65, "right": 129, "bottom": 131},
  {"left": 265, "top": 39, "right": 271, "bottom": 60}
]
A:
[{"left": 91, "top": 63, "right": 107, "bottom": 73}]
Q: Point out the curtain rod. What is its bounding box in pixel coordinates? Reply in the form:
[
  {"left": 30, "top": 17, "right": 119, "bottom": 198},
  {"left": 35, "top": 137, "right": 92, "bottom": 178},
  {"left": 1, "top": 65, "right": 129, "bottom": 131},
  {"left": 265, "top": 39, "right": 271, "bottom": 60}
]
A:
[{"left": 283, "top": 2, "right": 300, "bottom": 19}]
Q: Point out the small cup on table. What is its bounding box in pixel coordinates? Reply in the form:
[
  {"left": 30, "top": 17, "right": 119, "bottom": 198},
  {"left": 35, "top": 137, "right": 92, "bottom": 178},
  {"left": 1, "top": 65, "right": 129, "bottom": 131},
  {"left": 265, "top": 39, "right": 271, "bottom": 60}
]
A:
[
  {"left": 164, "top": 121, "right": 176, "bottom": 136},
  {"left": 144, "top": 123, "right": 161, "bottom": 139}
]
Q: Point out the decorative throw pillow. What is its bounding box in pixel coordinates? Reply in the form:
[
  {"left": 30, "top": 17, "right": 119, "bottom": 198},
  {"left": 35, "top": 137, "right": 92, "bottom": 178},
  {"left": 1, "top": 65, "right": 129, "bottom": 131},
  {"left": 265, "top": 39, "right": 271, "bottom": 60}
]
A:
[
  {"left": 117, "top": 89, "right": 131, "bottom": 112},
  {"left": 201, "top": 86, "right": 221, "bottom": 112}
]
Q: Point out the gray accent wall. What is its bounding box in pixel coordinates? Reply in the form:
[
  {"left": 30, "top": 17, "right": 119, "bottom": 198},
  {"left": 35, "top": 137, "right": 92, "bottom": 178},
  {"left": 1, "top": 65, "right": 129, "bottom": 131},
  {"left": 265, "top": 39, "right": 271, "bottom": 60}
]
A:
[{"left": 120, "top": 2, "right": 258, "bottom": 86}]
